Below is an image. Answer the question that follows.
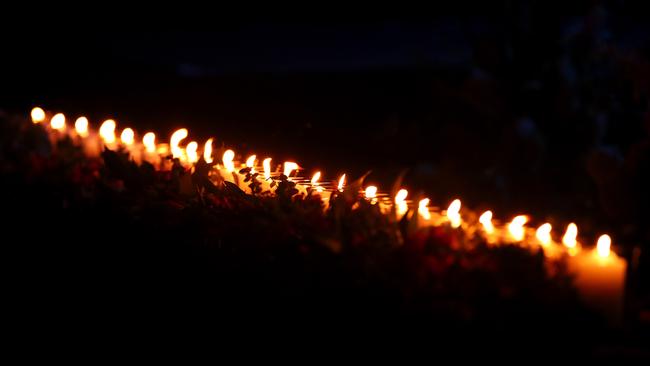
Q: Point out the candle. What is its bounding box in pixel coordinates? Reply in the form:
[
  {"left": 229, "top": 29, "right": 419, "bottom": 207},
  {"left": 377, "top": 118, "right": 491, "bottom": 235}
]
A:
[
  {"left": 569, "top": 234, "right": 627, "bottom": 325},
  {"left": 446, "top": 199, "right": 462, "bottom": 228},
  {"left": 395, "top": 189, "right": 408, "bottom": 219},
  {"left": 31, "top": 107, "right": 46, "bottom": 124}
]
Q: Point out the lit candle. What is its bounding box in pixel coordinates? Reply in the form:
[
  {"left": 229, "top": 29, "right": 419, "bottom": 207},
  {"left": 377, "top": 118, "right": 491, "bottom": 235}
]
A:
[
  {"left": 563, "top": 223, "right": 579, "bottom": 256},
  {"left": 418, "top": 198, "right": 431, "bottom": 220},
  {"left": 569, "top": 234, "right": 627, "bottom": 325},
  {"left": 31, "top": 107, "right": 46, "bottom": 124},
  {"left": 395, "top": 189, "right": 408, "bottom": 219},
  {"left": 446, "top": 199, "right": 462, "bottom": 228},
  {"left": 507, "top": 215, "right": 528, "bottom": 242},
  {"left": 99, "top": 119, "right": 117, "bottom": 150}
]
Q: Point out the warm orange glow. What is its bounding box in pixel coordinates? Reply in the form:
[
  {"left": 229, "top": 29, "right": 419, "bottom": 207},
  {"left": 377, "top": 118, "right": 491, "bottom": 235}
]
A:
[
  {"left": 51, "top": 113, "right": 66, "bottom": 131},
  {"left": 508, "top": 215, "right": 528, "bottom": 241},
  {"left": 283, "top": 161, "right": 299, "bottom": 177},
  {"left": 447, "top": 199, "right": 462, "bottom": 228},
  {"left": 418, "top": 198, "right": 431, "bottom": 220},
  {"left": 311, "top": 171, "right": 321, "bottom": 186},
  {"left": 263, "top": 158, "right": 272, "bottom": 180},
  {"left": 186, "top": 141, "right": 199, "bottom": 164},
  {"left": 337, "top": 174, "right": 346, "bottom": 191},
  {"left": 203, "top": 138, "right": 214, "bottom": 164},
  {"left": 562, "top": 223, "right": 578, "bottom": 249},
  {"left": 120, "top": 128, "right": 135, "bottom": 146},
  {"left": 479, "top": 210, "right": 494, "bottom": 234},
  {"left": 395, "top": 189, "right": 408, "bottom": 217},
  {"left": 170, "top": 128, "right": 188, "bottom": 159},
  {"left": 74, "top": 117, "right": 89, "bottom": 137},
  {"left": 143, "top": 132, "right": 156, "bottom": 153},
  {"left": 223, "top": 149, "right": 235, "bottom": 172},
  {"left": 99, "top": 120, "right": 116, "bottom": 144},
  {"left": 365, "top": 186, "right": 377, "bottom": 199},
  {"left": 31, "top": 107, "right": 46, "bottom": 124},
  {"left": 246, "top": 155, "right": 256, "bottom": 173},
  {"left": 536, "top": 223, "right": 552, "bottom": 246},
  {"left": 596, "top": 234, "right": 612, "bottom": 258}
]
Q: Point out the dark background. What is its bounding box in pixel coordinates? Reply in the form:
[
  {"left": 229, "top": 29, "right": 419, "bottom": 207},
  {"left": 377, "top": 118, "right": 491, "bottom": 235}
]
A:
[{"left": 2, "top": 2, "right": 650, "bottom": 245}]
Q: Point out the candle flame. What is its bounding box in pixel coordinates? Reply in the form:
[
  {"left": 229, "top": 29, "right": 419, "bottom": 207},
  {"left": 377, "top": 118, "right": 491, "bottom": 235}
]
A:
[
  {"left": 51, "top": 113, "right": 66, "bottom": 131},
  {"left": 74, "top": 117, "right": 89, "bottom": 137},
  {"left": 246, "top": 155, "right": 256, "bottom": 173},
  {"left": 365, "top": 186, "right": 377, "bottom": 199},
  {"left": 223, "top": 149, "right": 235, "bottom": 172},
  {"left": 283, "top": 161, "right": 299, "bottom": 177},
  {"left": 143, "top": 132, "right": 156, "bottom": 153},
  {"left": 186, "top": 141, "right": 199, "bottom": 164},
  {"left": 263, "top": 158, "right": 272, "bottom": 180},
  {"left": 447, "top": 199, "right": 462, "bottom": 228},
  {"left": 395, "top": 189, "right": 408, "bottom": 217},
  {"left": 31, "top": 107, "right": 45, "bottom": 124},
  {"left": 479, "top": 210, "right": 494, "bottom": 234},
  {"left": 337, "top": 174, "right": 346, "bottom": 191},
  {"left": 508, "top": 215, "right": 528, "bottom": 242},
  {"left": 562, "top": 223, "right": 578, "bottom": 249},
  {"left": 120, "top": 128, "right": 135, "bottom": 146},
  {"left": 536, "top": 223, "right": 552, "bottom": 246},
  {"left": 596, "top": 234, "right": 611, "bottom": 258},
  {"left": 170, "top": 128, "right": 188, "bottom": 159},
  {"left": 418, "top": 198, "right": 431, "bottom": 220},
  {"left": 99, "top": 119, "right": 116, "bottom": 144},
  {"left": 311, "top": 171, "right": 321, "bottom": 186},
  {"left": 203, "top": 138, "right": 214, "bottom": 164}
]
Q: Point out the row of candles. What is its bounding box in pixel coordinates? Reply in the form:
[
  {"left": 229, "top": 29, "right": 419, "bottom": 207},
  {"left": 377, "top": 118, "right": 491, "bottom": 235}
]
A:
[{"left": 30, "top": 107, "right": 627, "bottom": 325}]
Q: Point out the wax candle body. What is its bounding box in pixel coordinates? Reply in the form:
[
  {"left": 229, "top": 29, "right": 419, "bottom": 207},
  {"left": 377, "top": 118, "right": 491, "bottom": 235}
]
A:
[{"left": 569, "top": 250, "right": 626, "bottom": 325}]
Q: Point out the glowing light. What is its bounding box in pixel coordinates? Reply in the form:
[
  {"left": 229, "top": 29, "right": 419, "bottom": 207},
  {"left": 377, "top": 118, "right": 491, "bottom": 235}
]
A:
[
  {"left": 74, "top": 117, "right": 89, "bottom": 137},
  {"left": 508, "top": 215, "right": 528, "bottom": 242},
  {"left": 120, "top": 128, "right": 135, "bottom": 146},
  {"left": 536, "top": 223, "right": 552, "bottom": 246},
  {"left": 99, "top": 119, "right": 116, "bottom": 144},
  {"left": 395, "top": 189, "right": 408, "bottom": 217},
  {"left": 223, "top": 149, "right": 235, "bottom": 172},
  {"left": 170, "top": 128, "right": 188, "bottom": 159},
  {"left": 479, "top": 210, "right": 494, "bottom": 234},
  {"left": 186, "top": 141, "right": 199, "bottom": 164},
  {"left": 562, "top": 223, "right": 578, "bottom": 249},
  {"left": 283, "top": 161, "right": 299, "bottom": 177},
  {"left": 447, "top": 199, "right": 462, "bottom": 228},
  {"left": 203, "top": 138, "right": 214, "bottom": 164},
  {"left": 51, "top": 113, "right": 66, "bottom": 131},
  {"left": 31, "top": 107, "right": 45, "bottom": 123},
  {"left": 263, "top": 158, "right": 272, "bottom": 180},
  {"left": 311, "top": 171, "right": 321, "bottom": 186},
  {"left": 418, "top": 198, "right": 431, "bottom": 220},
  {"left": 596, "top": 234, "right": 611, "bottom": 258},
  {"left": 365, "top": 186, "right": 377, "bottom": 199},
  {"left": 143, "top": 132, "right": 156, "bottom": 153},
  {"left": 337, "top": 174, "right": 346, "bottom": 191},
  {"left": 246, "top": 155, "right": 256, "bottom": 173}
]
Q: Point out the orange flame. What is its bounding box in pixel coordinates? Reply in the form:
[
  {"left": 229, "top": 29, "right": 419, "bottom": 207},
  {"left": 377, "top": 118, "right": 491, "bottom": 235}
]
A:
[
  {"left": 263, "top": 158, "right": 272, "bottom": 180},
  {"left": 246, "top": 155, "right": 256, "bottom": 173},
  {"left": 562, "top": 223, "right": 578, "bottom": 249},
  {"left": 283, "top": 161, "right": 299, "bottom": 177},
  {"left": 143, "top": 132, "right": 156, "bottom": 153},
  {"left": 186, "top": 141, "right": 199, "bottom": 164},
  {"left": 337, "top": 174, "right": 346, "bottom": 191},
  {"left": 311, "top": 171, "right": 321, "bottom": 186},
  {"left": 31, "top": 107, "right": 45, "bottom": 124},
  {"left": 596, "top": 234, "right": 611, "bottom": 258},
  {"left": 447, "top": 199, "right": 462, "bottom": 228},
  {"left": 223, "top": 149, "right": 235, "bottom": 172},
  {"left": 418, "top": 198, "right": 431, "bottom": 220},
  {"left": 203, "top": 138, "right": 214, "bottom": 164},
  {"left": 74, "top": 117, "right": 89, "bottom": 137},
  {"left": 479, "top": 210, "right": 494, "bottom": 234},
  {"left": 51, "top": 113, "right": 66, "bottom": 131},
  {"left": 170, "top": 128, "right": 188, "bottom": 159},
  {"left": 508, "top": 215, "right": 528, "bottom": 241},
  {"left": 99, "top": 119, "right": 116, "bottom": 144},
  {"left": 120, "top": 128, "right": 135, "bottom": 146},
  {"left": 536, "top": 223, "right": 552, "bottom": 246},
  {"left": 365, "top": 186, "right": 377, "bottom": 199}
]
